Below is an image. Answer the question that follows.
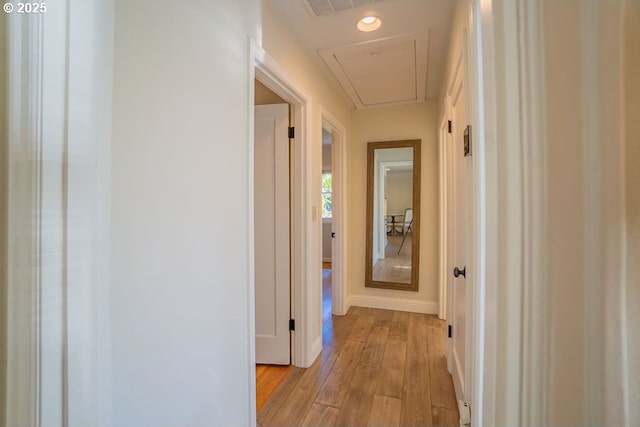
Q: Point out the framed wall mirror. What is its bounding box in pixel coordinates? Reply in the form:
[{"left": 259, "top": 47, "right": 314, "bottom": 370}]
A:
[{"left": 365, "top": 140, "right": 420, "bottom": 291}]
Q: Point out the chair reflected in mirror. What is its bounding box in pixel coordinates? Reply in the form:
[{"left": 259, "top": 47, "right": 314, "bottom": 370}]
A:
[
  {"left": 397, "top": 208, "right": 413, "bottom": 255},
  {"left": 394, "top": 208, "right": 413, "bottom": 236}
]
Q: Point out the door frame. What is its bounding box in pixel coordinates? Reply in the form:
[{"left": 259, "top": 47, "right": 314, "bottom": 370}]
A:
[
  {"left": 444, "top": 28, "right": 475, "bottom": 414},
  {"left": 438, "top": 108, "right": 451, "bottom": 320},
  {"left": 320, "top": 107, "right": 347, "bottom": 315},
  {"left": 250, "top": 41, "right": 320, "bottom": 371}
]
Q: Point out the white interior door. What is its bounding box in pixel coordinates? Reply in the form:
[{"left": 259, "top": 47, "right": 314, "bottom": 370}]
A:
[
  {"left": 447, "top": 50, "right": 473, "bottom": 407},
  {"left": 255, "top": 103, "right": 290, "bottom": 365}
]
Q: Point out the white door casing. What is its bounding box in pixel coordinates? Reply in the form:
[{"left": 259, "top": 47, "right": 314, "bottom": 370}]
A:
[
  {"left": 321, "top": 107, "right": 348, "bottom": 316},
  {"left": 254, "top": 44, "right": 320, "bottom": 368},
  {"left": 4, "top": 2, "right": 113, "bottom": 425},
  {"left": 451, "top": 73, "right": 468, "bottom": 401},
  {"left": 438, "top": 113, "right": 450, "bottom": 321},
  {"left": 254, "top": 104, "right": 291, "bottom": 365}
]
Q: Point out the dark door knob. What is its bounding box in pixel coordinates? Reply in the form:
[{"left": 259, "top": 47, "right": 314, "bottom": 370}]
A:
[{"left": 453, "top": 266, "right": 466, "bottom": 278}]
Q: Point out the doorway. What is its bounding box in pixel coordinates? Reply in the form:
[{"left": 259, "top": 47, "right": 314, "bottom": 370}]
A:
[
  {"left": 320, "top": 108, "right": 347, "bottom": 318},
  {"left": 251, "top": 44, "right": 322, "bottom": 415},
  {"left": 321, "top": 127, "right": 333, "bottom": 325},
  {"left": 253, "top": 79, "right": 294, "bottom": 410},
  {"left": 252, "top": 43, "right": 317, "bottom": 371},
  {"left": 254, "top": 91, "right": 292, "bottom": 365}
]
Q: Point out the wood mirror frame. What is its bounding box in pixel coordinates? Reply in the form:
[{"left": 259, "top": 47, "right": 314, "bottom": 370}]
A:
[{"left": 365, "top": 139, "right": 420, "bottom": 291}]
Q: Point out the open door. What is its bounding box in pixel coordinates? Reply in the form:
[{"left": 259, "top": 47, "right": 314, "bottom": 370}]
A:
[
  {"left": 254, "top": 103, "right": 291, "bottom": 365},
  {"left": 447, "top": 36, "right": 473, "bottom": 424}
]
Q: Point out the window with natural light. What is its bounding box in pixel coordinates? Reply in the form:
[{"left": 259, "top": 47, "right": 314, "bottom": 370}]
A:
[{"left": 321, "top": 173, "right": 332, "bottom": 219}]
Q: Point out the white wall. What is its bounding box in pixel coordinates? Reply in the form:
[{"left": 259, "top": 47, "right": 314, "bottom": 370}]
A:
[
  {"left": 261, "top": 0, "right": 352, "bottom": 338},
  {"left": 386, "top": 171, "right": 413, "bottom": 216},
  {"left": 322, "top": 222, "right": 332, "bottom": 261},
  {"left": 111, "top": 1, "right": 260, "bottom": 426},
  {"left": 348, "top": 101, "right": 439, "bottom": 312},
  {"left": 373, "top": 148, "right": 413, "bottom": 258},
  {"left": 255, "top": 79, "right": 286, "bottom": 105},
  {"left": 542, "top": 3, "right": 588, "bottom": 422},
  {"left": 439, "top": 0, "right": 468, "bottom": 113},
  {"left": 625, "top": 0, "right": 639, "bottom": 421},
  {"left": 540, "top": 4, "right": 630, "bottom": 424},
  {"left": 322, "top": 142, "right": 332, "bottom": 171}
]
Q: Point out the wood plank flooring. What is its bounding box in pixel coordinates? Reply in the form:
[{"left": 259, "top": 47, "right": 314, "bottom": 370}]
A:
[
  {"left": 257, "top": 268, "right": 459, "bottom": 426},
  {"left": 255, "top": 264, "right": 333, "bottom": 412},
  {"left": 256, "top": 364, "right": 294, "bottom": 412}
]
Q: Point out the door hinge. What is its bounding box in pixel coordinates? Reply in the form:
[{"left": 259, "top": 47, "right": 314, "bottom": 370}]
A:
[
  {"left": 459, "top": 401, "right": 471, "bottom": 425},
  {"left": 288, "top": 126, "right": 295, "bottom": 139},
  {"left": 447, "top": 120, "right": 452, "bottom": 134},
  {"left": 464, "top": 124, "right": 472, "bottom": 157},
  {"left": 448, "top": 324, "right": 453, "bottom": 338},
  {"left": 289, "top": 318, "right": 295, "bottom": 331}
]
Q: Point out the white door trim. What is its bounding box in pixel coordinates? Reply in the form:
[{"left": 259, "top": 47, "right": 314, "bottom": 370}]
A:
[
  {"left": 468, "top": 2, "right": 495, "bottom": 425},
  {"left": 251, "top": 41, "right": 320, "bottom": 370},
  {"left": 438, "top": 109, "right": 450, "bottom": 320},
  {"left": 0, "top": 10, "right": 7, "bottom": 422},
  {"left": 469, "top": 0, "right": 552, "bottom": 424},
  {"left": 246, "top": 40, "right": 257, "bottom": 427},
  {"left": 320, "top": 107, "right": 348, "bottom": 315},
  {"left": 468, "top": 0, "right": 541, "bottom": 424},
  {"left": 5, "top": 16, "right": 42, "bottom": 426},
  {"left": 4, "top": 6, "right": 114, "bottom": 426}
]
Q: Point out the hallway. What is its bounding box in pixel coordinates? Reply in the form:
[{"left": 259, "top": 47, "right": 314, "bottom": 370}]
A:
[{"left": 257, "top": 269, "right": 459, "bottom": 426}]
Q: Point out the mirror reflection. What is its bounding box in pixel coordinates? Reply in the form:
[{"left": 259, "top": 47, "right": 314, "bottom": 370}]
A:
[{"left": 366, "top": 140, "right": 420, "bottom": 291}]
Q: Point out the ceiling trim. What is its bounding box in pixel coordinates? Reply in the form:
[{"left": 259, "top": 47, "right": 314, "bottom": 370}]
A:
[{"left": 319, "top": 31, "right": 429, "bottom": 109}]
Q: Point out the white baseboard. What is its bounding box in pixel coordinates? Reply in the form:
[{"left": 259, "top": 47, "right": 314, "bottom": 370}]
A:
[{"left": 347, "top": 294, "right": 439, "bottom": 315}]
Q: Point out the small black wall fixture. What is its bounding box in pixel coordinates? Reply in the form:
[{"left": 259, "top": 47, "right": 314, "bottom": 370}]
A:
[{"left": 464, "top": 125, "right": 472, "bottom": 157}]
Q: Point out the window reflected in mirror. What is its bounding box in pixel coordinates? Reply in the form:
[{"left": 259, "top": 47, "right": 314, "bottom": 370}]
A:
[{"left": 321, "top": 172, "right": 332, "bottom": 219}]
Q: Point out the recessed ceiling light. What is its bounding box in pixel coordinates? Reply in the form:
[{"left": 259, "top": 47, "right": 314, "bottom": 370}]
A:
[{"left": 357, "top": 16, "right": 381, "bottom": 32}]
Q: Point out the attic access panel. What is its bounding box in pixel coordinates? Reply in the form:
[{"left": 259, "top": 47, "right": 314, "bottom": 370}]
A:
[
  {"left": 304, "top": 0, "right": 390, "bottom": 17},
  {"left": 319, "top": 32, "right": 429, "bottom": 109}
]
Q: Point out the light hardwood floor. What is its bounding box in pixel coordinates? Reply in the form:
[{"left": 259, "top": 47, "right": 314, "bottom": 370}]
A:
[
  {"left": 256, "top": 364, "right": 294, "bottom": 412},
  {"left": 257, "top": 269, "right": 459, "bottom": 426},
  {"left": 256, "top": 265, "right": 333, "bottom": 412},
  {"left": 372, "top": 234, "right": 413, "bottom": 284}
]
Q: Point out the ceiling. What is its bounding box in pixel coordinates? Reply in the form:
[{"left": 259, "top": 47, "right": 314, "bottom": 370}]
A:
[
  {"left": 266, "top": 0, "right": 456, "bottom": 109},
  {"left": 387, "top": 164, "right": 413, "bottom": 173}
]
